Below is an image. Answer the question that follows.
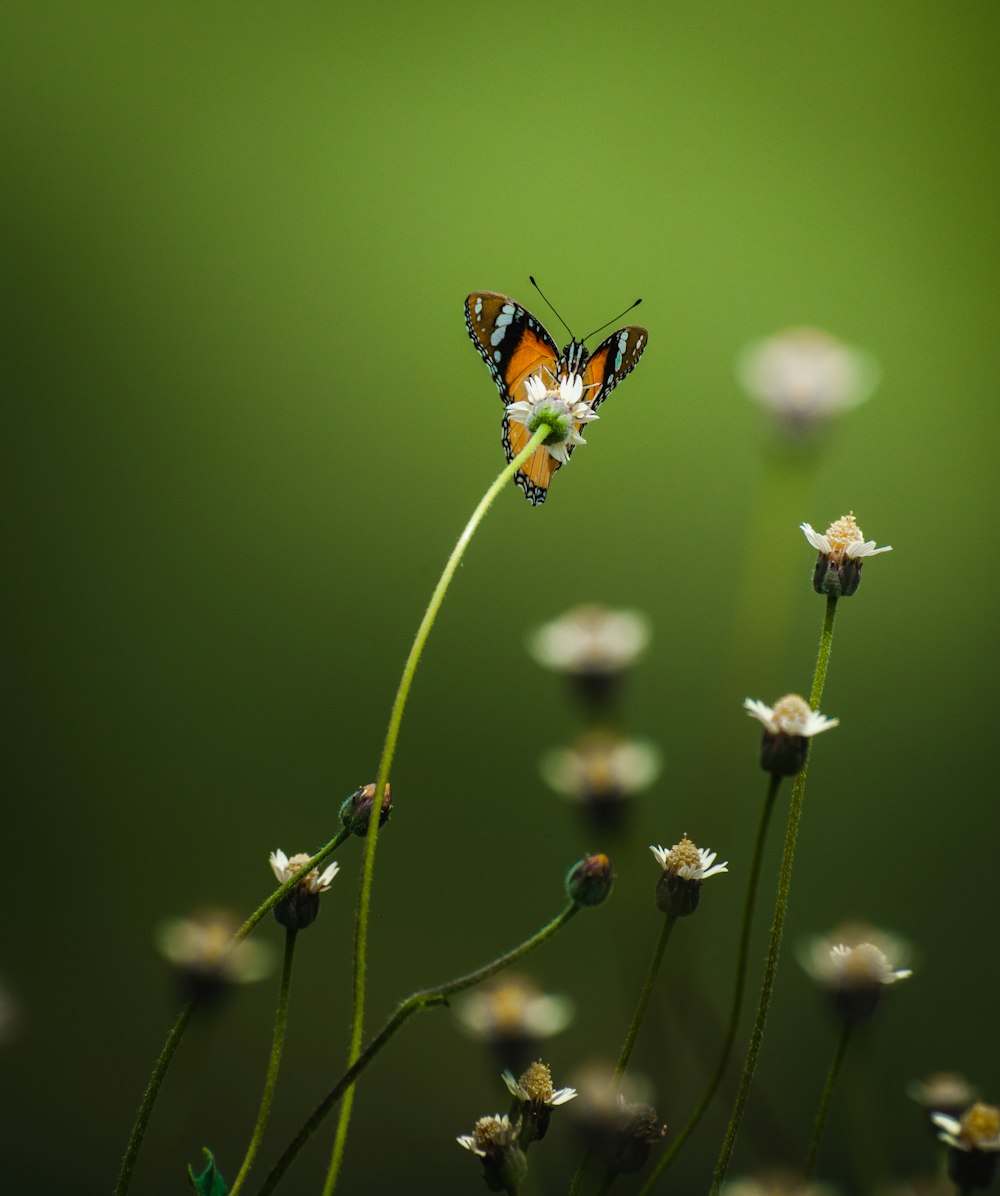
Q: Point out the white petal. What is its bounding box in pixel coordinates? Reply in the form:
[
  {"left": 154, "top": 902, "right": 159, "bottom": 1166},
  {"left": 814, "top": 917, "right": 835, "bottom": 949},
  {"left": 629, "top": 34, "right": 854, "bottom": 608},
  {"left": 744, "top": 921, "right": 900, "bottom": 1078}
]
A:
[
  {"left": 800, "top": 523, "right": 831, "bottom": 553},
  {"left": 743, "top": 698, "right": 777, "bottom": 732}
]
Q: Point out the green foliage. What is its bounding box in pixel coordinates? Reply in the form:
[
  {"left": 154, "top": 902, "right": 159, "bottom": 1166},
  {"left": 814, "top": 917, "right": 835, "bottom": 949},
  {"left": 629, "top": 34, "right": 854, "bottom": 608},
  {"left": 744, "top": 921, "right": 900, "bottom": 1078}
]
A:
[{"left": 187, "top": 1149, "right": 228, "bottom": 1196}]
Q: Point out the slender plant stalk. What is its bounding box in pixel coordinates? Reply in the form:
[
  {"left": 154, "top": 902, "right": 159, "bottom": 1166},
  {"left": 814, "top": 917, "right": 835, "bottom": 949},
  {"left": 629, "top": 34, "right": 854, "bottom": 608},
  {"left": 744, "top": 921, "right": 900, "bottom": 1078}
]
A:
[
  {"left": 711, "top": 593, "right": 839, "bottom": 1191},
  {"left": 638, "top": 773, "right": 782, "bottom": 1193},
  {"left": 113, "top": 999, "right": 196, "bottom": 1196},
  {"left": 229, "top": 929, "right": 299, "bottom": 1196},
  {"left": 804, "top": 1018, "right": 853, "bottom": 1180},
  {"left": 568, "top": 914, "right": 678, "bottom": 1196},
  {"left": 321, "top": 423, "right": 552, "bottom": 1196},
  {"left": 259, "top": 901, "right": 579, "bottom": 1194},
  {"left": 614, "top": 914, "right": 678, "bottom": 1086},
  {"left": 113, "top": 830, "right": 351, "bottom": 1196}
]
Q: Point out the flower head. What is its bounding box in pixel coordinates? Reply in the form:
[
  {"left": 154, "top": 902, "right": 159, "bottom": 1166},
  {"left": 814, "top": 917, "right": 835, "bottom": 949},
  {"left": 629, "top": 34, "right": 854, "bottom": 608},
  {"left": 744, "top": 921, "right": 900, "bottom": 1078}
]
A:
[
  {"left": 801, "top": 924, "right": 912, "bottom": 1022},
  {"left": 801, "top": 512, "right": 891, "bottom": 598},
  {"left": 908, "top": 1072, "right": 979, "bottom": 1120},
  {"left": 738, "top": 327, "right": 878, "bottom": 438},
  {"left": 269, "top": 850, "right": 339, "bottom": 893},
  {"left": 744, "top": 694, "right": 838, "bottom": 776},
  {"left": 457, "top": 1113, "right": 528, "bottom": 1192},
  {"left": 455, "top": 975, "right": 573, "bottom": 1071},
  {"left": 572, "top": 1074, "right": 667, "bottom": 1177},
  {"left": 506, "top": 372, "right": 598, "bottom": 464},
  {"left": 156, "top": 908, "right": 273, "bottom": 1001},
  {"left": 933, "top": 1103, "right": 1000, "bottom": 1191},
  {"left": 529, "top": 605, "right": 650, "bottom": 706},
  {"left": 542, "top": 730, "right": 660, "bottom": 832},
  {"left": 503, "top": 1061, "right": 576, "bottom": 1143},
  {"left": 269, "top": 850, "right": 340, "bottom": 931},
  {"left": 650, "top": 834, "right": 728, "bottom": 917}
]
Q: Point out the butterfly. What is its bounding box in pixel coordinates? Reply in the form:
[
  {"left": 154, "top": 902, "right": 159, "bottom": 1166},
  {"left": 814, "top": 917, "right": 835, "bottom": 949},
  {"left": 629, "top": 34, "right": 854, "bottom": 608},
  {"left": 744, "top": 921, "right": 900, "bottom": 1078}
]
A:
[{"left": 465, "top": 291, "right": 648, "bottom": 505}]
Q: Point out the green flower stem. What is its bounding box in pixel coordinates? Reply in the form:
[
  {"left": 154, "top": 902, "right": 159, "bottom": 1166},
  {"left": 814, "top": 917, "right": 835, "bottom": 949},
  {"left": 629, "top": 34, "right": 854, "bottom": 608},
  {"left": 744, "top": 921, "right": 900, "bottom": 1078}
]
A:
[
  {"left": 711, "top": 594, "right": 839, "bottom": 1192},
  {"left": 113, "top": 831, "right": 351, "bottom": 1196},
  {"left": 638, "top": 773, "right": 783, "bottom": 1193},
  {"left": 113, "top": 998, "right": 196, "bottom": 1196},
  {"left": 259, "top": 901, "right": 580, "bottom": 1195},
  {"left": 614, "top": 914, "right": 678, "bottom": 1086},
  {"left": 804, "top": 1018, "right": 853, "bottom": 1180},
  {"left": 568, "top": 914, "right": 678, "bottom": 1196},
  {"left": 229, "top": 928, "right": 299, "bottom": 1196},
  {"left": 321, "top": 423, "right": 552, "bottom": 1196}
]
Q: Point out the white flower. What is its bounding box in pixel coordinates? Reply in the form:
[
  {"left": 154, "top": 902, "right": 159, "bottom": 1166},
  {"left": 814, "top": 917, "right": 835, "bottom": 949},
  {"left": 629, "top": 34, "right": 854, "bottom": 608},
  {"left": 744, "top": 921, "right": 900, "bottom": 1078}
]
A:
[
  {"left": 269, "top": 849, "right": 339, "bottom": 893},
  {"left": 506, "top": 371, "right": 598, "bottom": 463},
  {"left": 801, "top": 925, "right": 912, "bottom": 990},
  {"left": 528, "top": 605, "right": 651, "bottom": 675},
  {"left": 156, "top": 909, "right": 273, "bottom": 983},
  {"left": 454, "top": 975, "right": 573, "bottom": 1041},
  {"left": 933, "top": 1103, "right": 1000, "bottom": 1152},
  {"left": 541, "top": 732, "right": 661, "bottom": 801},
  {"left": 650, "top": 835, "right": 728, "bottom": 881},
  {"left": 801, "top": 512, "right": 891, "bottom": 561},
  {"left": 738, "top": 327, "right": 878, "bottom": 432},
  {"left": 744, "top": 695, "right": 839, "bottom": 738},
  {"left": 503, "top": 1062, "right": 577, "bottom": 1107},
  {"left": 457, "top": 1113, "right": 519, "bottom": 1156}
]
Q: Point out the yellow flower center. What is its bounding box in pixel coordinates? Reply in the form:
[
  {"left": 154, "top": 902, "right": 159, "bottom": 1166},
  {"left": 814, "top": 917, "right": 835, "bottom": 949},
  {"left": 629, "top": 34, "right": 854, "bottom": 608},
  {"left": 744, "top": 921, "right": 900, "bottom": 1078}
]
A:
[
  {"left": 519, "top": 1061, "right": 555, "bottom": 1104},
  {"left": 666, "top": 835, "right": 701, "bottom": 873},
  {"left": 771, "top": 694, "right": 812, "bottom": 733},
  {"left": 474, "top": 1116, "right": 510, "bottom": 1149},
  {"left": 824, "top": 512, "right": 865, "bottom": 552},
  {"left": 961, "top": 1102, "right": 1000, "bottom": 1144}
]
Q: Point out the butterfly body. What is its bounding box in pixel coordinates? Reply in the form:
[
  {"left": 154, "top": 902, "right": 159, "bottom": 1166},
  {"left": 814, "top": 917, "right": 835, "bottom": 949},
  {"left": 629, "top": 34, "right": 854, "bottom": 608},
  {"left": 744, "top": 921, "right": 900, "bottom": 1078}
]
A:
[{"left": 465, "top": 291, "right": 648, "bottom": 504}]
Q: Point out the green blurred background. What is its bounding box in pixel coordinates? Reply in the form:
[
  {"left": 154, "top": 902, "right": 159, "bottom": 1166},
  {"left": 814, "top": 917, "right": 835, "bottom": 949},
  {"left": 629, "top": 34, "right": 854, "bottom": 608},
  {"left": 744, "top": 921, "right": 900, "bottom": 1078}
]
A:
[{"left": 4, "top": 2, "right": 998, "bottom": 1193}]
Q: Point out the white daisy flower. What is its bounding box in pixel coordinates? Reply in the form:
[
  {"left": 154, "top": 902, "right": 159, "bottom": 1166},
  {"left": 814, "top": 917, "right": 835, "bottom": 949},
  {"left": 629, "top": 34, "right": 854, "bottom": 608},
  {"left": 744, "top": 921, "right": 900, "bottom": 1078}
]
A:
[
  {"left": 456, "top": 1113, "right": 520, "bottom": 1157},
  {"left": 738, "top": 327, "right": 878, "bottom": 435},
  {"left": 454, "top": 975, "right": 573, "bottom": 1043},
  {"left": 503, "top": 1061, "right": 577, "bottom": 1108},
  {"left": 932, "top": 1102, "right": 1000, "bottom": 1152},
  {"left": 801, "top": 512, "right": 892, "bottom": 561},
  {"left": 801, "top": 924, "right": 912, "bottom": 1022},
  {"left": 269, "top": 849, "right": 339, "bottom": 893},
  {"left": 528, "top": 605, "right": 651, "bottom": 676},
  {"left": 506, "top": 372, "right": 598, "bottom": 463},
  {"left": 156, "top": 909, "right": 273, "bottom": 985},
  {"left": 650, "top": 835, "right": 728, "bottom": 882},
  {"left": 744, "top": 695, "right": 839, "bottom": 739}
]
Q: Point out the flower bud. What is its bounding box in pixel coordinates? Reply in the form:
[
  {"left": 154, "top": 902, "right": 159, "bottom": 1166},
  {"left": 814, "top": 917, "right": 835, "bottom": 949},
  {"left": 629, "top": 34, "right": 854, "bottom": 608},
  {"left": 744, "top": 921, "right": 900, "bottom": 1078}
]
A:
[
  {"left": 566, "top": 854, "right": 614, "bottom": 907},
  {"left": 340, "top": 782, "right": 392, "bottom": 836}
]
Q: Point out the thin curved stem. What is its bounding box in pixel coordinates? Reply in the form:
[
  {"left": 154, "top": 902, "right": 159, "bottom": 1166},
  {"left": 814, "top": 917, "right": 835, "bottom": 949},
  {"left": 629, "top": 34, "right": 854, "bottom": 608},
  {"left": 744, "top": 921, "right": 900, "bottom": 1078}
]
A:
[
  {"left": 229, "top": 929, "right": 299, "bottom": 1195},
  {"left": 614, "top": 914, "right": 678, "bottom": 1086},
  {"left": 568, "top": 914, "right": 677, "bottom": 1196},
  {"left": 321, "top": 423, "right": 552, "bottom": 1196},
  {"left": 804, "top": 1018, "right": 853, "bottom": 1180},
  {"left": 259, "top": 901, "right": 579, "bottom": 1194},
  {"left": 639, "top": 774, "right": 782, "bottom": 1192},
  {"left": 113, "top": 999, "right": 196, "bottom": 1196},
  {"left": 711, "top": 594, "right": 839, "bottom": 1192}
]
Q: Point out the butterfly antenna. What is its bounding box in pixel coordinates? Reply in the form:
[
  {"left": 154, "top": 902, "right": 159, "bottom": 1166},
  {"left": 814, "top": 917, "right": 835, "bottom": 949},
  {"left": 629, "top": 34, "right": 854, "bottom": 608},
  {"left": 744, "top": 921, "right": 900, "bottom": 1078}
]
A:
[
  {"left": 581, "top": 297, "right": 643, "bottom": 343},
  {"left": 529, "top": 275, "right": 575, "bottom": 340}
]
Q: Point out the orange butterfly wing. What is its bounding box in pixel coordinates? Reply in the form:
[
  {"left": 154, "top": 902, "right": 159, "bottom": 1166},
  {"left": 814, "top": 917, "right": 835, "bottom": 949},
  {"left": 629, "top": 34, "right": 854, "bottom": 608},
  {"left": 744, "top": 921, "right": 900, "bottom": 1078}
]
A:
[{"left": 466, "top": 292, "right": 649, "bottom": 505}]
